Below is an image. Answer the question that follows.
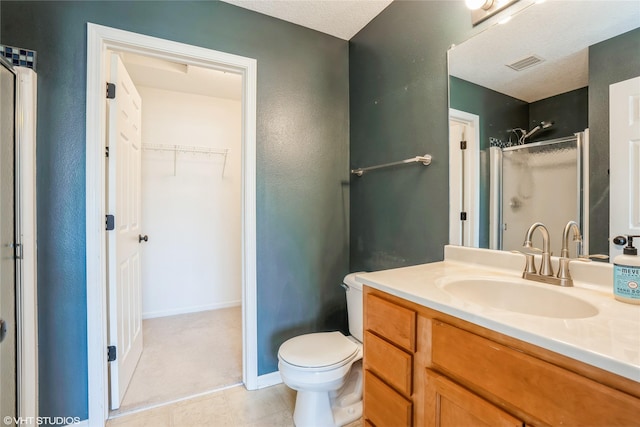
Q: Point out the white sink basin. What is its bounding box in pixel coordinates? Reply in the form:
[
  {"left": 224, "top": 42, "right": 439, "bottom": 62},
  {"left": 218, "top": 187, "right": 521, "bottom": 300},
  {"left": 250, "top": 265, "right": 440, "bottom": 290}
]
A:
[{"left": 440, "top": 277, "right": 599, "bottom": 319}]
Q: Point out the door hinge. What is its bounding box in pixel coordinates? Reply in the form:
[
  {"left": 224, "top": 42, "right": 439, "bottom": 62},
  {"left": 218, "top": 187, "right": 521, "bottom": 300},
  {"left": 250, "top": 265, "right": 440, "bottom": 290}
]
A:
[
  {"left": 14, "top": 243, "right": 22, "bottom": 260},
  {"left": 460, "top": 140, "right": 467, "bottom": 150},
  {"left": 105, "top": 146, "right": 109, "bottom": 158},
  {"left": 106, "top": 214, "right": 115, "bottom": 231},
  {"left": 460, "top": 211, "right": 467, "bottom": 221},
  {"left": 107, "top": 345, "right": 117, "bottom": 362},
  {"left": 106, "top": 82, "right": 116, "bottom": 99}
]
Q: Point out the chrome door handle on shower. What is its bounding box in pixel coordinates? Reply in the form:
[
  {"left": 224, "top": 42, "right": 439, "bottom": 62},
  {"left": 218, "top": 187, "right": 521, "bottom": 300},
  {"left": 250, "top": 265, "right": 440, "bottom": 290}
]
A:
[{"left": 138, "top": 234, "right": 148, "bottom": 243}]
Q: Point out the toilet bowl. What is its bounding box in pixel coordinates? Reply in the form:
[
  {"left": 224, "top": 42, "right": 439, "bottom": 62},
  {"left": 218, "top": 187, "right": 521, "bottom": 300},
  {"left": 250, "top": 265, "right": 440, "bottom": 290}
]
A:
[{"left": 278, "top": 273, "right": 364, "bottom": 427}]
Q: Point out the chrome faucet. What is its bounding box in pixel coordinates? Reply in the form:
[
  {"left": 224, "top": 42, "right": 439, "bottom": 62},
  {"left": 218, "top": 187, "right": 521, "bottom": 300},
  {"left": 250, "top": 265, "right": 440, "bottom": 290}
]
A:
[
  {"left": 523, "top": 222, "right": 553, "bottom": 276},
  {"left": 560, "top": 220, "right": 582, "bottom": 258},
  {"left": 555, "top": 221, "right": 583, "bottom": 286},
  {"left": 521, "top": 221, "right": 607, "bottom": 287},
  {"left": 521, "top": 222, "right": 572, "bottom": 286}
]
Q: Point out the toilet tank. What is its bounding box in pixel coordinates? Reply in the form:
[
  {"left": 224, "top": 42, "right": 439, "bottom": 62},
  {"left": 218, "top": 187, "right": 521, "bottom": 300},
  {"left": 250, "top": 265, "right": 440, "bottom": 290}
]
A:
[{"left": 343, "top": 273, "right": 364, "bottom": 342}]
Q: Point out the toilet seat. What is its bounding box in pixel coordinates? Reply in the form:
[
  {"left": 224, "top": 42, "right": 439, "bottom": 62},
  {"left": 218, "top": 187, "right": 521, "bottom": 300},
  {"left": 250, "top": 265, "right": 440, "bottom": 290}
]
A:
[{"left": 278, "top": 331, "right": 359, "bottom": 371}]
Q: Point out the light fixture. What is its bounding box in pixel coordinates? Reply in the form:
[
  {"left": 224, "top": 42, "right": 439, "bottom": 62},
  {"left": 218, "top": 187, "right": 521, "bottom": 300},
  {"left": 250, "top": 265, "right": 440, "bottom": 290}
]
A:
[
  {"left": 467, "top": 0, "right": 519, "bottom": 25},
  {"left": 465, "top": 0, "right": 494, "bottom": 11}
]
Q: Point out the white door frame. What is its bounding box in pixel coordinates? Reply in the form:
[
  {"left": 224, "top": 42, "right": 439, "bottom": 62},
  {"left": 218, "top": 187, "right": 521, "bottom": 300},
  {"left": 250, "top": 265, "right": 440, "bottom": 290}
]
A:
[
  {"left": 85, "top": 23, "right": 258, "bottom": 425},
  {"left": 449, "top": 108, "right": 480, "bottom": 247}
]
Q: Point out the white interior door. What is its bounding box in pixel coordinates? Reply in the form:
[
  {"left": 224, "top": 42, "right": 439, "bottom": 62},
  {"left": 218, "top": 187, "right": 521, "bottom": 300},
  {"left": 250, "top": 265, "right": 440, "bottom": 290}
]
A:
[
  {"left": 610, "top": 76, "right": 640, "bottom": 258},
  {"left": 449, "top": 109, "right": 479, "bottom": 247},
  {"left": 107, "top": 52, "right": 143, "bottom": 410}
]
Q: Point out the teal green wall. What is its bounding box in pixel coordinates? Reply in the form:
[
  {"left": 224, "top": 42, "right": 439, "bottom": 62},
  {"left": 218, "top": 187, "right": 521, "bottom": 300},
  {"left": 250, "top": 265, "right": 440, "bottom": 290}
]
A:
[
  {"left": 349, "top": 1, "right": 475, "bottom": 271},
  {"left": 350, "top": 3, "right": 636, "bottom": 271},
  {"left": 3, "top": 0, "right": 636, "bottom": 423},
  {"left": 528, "top": 87, "right": 588, "bottom": 143},
  {"left": 450, "top": 76, "right": 529, "bottom": 149},
  {"left": 1, "top": 1, "right": 350, "bottom": 421},
  {"left": 589, "top": 27, "right": 640, "bottom": 255}
]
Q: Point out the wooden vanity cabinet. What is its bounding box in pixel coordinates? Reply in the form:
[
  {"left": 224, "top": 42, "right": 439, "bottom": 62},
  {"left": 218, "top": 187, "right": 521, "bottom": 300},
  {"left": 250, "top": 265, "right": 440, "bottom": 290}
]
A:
[
  {"left": 423, "top": 369, "right": 522, "bottom": 427},
  {"left": 363, "top": 294, "right": 416, "bottom": 426},
  {"left": 363, "top": 286, "right": 640, "bottom": 427}
]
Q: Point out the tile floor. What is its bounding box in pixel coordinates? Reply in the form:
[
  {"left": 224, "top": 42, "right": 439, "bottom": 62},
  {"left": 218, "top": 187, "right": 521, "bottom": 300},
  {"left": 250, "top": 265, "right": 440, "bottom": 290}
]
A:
[
  {"left": 107, "top": 383, "right": 363, "bottom": 427},
  {"left": 114, "top": 307, "right": 242, "bottom": 414},
  {"left": 107, "top": 307, "right": 363, "bottom": 426}
]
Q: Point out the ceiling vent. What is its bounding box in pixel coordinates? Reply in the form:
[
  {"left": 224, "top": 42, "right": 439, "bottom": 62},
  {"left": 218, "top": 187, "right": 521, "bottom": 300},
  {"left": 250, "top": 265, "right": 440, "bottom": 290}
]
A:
[{"left": 506, "top": 55, "right": 545, "bottom": 71}]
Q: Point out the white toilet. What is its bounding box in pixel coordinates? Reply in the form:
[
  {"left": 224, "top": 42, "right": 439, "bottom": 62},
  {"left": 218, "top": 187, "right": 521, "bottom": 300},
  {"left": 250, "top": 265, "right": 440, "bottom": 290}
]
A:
[{"left": 278, "top": 273, "right": 364, "bottom": 427}]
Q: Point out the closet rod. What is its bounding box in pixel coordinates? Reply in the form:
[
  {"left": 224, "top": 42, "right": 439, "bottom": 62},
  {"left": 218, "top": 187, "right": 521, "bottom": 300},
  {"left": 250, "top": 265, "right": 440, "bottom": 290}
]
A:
[
  {"left": 142, "top": 143, "right": 230, "bottom": 177},
  {"left": 351, "top": 154, "right": 432, "bottom": 177},
  {"left": 142, "top": 143, "right": 229, "bottom": 155}
]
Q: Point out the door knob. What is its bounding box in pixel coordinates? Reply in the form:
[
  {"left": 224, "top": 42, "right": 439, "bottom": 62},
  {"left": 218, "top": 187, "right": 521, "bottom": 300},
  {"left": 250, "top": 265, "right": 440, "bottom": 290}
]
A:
[{"left": 138, "top": 234, "right": 149, "bottom": 243}]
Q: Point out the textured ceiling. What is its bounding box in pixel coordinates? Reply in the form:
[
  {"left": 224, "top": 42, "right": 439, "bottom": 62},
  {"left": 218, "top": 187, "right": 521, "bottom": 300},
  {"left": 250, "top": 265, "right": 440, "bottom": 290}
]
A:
[
  {"left": 122, "top": 1, "right": 395, "bottom": 94},
  {"left": 448, "top": 0, "right": 640, "bottom": 103},
  {"left": 121, "top": 52, "right": 242, "bottom": 100},
  {"left": 220, "top": 0, "right": 394, "bottom": 40},
  {"left": 122, "top": 0, "right": 639, "bottom": 103}
]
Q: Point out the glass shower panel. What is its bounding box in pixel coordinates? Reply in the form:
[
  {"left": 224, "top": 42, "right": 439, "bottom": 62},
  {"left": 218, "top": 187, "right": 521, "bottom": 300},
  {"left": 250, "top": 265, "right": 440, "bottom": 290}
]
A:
[
  {"left": 501, "top": 137, "right": 580, "bottom": 256},
  {"left": 0, "top": 59, "right": 16, "bottom": 424}
]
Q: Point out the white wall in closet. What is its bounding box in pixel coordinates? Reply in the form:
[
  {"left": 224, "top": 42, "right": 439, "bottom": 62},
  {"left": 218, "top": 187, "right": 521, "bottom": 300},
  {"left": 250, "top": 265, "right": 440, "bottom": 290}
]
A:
[{"left": 139, "top": 86, "right": 242, "bottom": 318}]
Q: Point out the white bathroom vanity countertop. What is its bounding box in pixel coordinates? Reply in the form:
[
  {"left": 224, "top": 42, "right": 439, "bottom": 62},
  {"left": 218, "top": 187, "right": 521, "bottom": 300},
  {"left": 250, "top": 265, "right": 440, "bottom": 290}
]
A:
[{"left": 357, "top": 245, "right": 640, "bottom": 383}]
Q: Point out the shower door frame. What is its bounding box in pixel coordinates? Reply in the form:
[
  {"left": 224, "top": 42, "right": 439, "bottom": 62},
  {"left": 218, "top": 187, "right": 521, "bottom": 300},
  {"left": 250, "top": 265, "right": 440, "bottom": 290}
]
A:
[
  {"left": 0, "top": 57, "right": 39, "bottom": 422},
  {"left": 85, "top": 23, "right": 259, "bottom": 427},
  {"left": 489, "top": 131, "right": 590, "bottom": 254}
]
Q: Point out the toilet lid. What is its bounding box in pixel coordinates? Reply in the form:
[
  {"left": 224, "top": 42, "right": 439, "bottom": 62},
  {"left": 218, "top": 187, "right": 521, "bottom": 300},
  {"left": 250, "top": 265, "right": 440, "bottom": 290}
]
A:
[{"left": 278, "top": 331, "right": 358, "bottom": 368}]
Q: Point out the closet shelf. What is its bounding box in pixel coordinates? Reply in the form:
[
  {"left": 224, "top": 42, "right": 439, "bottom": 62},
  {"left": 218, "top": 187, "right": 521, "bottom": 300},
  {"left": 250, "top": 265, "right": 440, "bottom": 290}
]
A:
[{"left": 142, "top": 143, "right": 230, "bottom": 177}]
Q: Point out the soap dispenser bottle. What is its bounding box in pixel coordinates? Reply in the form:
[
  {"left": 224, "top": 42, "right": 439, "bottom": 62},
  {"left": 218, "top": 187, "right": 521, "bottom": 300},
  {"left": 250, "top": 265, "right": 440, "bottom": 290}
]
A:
[{"left": 612, "top": 235, "right": 640, "bottom": 304}]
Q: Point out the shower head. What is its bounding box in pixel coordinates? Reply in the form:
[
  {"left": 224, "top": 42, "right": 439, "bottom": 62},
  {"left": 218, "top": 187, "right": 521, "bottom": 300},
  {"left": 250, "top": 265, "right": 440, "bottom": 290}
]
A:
[{"left": 523, "top": 120, "right": 554, "bottom": 141}]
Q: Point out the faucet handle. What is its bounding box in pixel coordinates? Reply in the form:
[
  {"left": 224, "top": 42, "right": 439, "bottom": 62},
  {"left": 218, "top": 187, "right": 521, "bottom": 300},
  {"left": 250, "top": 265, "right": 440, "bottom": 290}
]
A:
[
  {"left": 557, "top": 257, "right": 572, "bottom": 280},
  {"left": 511, "top": 250, "right": 537, "bottom": 274}
]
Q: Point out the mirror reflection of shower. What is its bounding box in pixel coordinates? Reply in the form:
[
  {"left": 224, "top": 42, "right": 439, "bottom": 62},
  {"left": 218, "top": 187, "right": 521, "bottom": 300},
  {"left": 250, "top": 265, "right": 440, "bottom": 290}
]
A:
[
  {"left": 509, "top": 120, "right": 555, "bottom": 145},
  {"left": 489, "top": 131, "right": 589, "bottom": 257}
]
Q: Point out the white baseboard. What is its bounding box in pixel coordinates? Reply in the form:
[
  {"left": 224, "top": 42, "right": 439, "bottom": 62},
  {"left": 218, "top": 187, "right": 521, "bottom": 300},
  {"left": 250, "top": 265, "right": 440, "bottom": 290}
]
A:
[
  {"left": 142, "top": 300, "right": 241, "bottom": 319},
  {"left": 256, "top": 371, "right": 282, "bottom": 389}
]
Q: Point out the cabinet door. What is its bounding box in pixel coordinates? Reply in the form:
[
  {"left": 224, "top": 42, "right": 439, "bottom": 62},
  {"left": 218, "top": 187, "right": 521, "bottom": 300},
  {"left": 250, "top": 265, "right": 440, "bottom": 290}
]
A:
[
  {"left": 431, "top": 321, "right": 640, "bottom": 425},
  {"left": 424, "top": 369, "right": 522, "bottom": 427}
]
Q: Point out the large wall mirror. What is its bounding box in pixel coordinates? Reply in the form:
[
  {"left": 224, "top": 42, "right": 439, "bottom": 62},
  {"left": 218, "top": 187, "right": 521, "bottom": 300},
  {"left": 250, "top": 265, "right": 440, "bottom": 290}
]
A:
[{"left": 448, "top": 0, "right": 640, "bottom": 257}]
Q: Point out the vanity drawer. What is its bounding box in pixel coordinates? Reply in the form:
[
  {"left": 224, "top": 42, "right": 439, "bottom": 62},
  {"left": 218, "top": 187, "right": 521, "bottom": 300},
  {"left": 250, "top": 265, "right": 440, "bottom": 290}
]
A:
[
  {"left": 431, "top": 321, "right": 640, "bottom": 426},
  {"left": 364, "top": 330, "right": 413, "bottom": 397},
  {"left": 364, "top": 369, "right": 412, "bottom": 427},
  {"left": 366, "top": 293, "right": 416, "bottom": 352}
]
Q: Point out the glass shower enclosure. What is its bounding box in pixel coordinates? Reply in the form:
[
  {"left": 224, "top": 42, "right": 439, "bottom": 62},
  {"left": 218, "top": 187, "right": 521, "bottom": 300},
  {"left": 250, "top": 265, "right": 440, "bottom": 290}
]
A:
[
  {"left": 0, "top": 56, "right": 17, "bottom": 425},
  {"left": 489, "top": 132, "right": 588, "bottom": 257}
]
